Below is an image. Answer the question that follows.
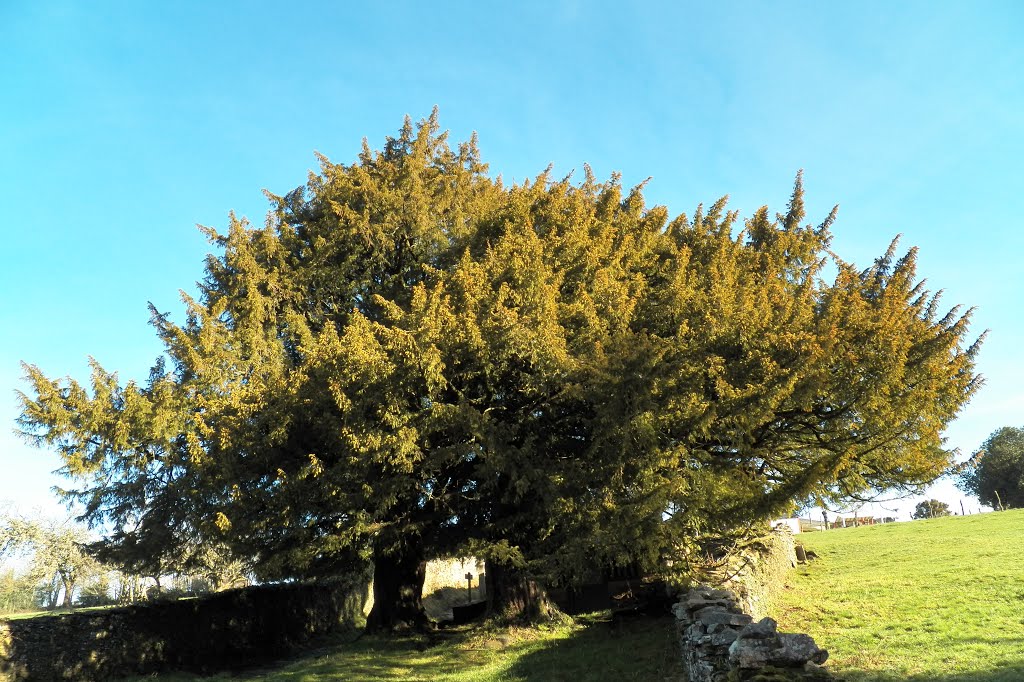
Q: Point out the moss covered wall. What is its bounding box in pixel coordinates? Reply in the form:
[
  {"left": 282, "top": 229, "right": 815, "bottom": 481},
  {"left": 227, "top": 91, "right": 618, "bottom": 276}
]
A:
[
  {"left": 673, "top": 530, "right": 832, "bottom": 681},
  {"left": 726, "top": 529, "right": 798, "bottom": 619},
  {"left": 0, "top": 578, "right": 368, "bottom": 681},
  {"left": 688, "top": 528, "right": 798, "bottom": 620}
]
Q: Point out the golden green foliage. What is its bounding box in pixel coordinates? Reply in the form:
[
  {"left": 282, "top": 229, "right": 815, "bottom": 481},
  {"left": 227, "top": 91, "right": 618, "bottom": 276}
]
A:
[{"left": 17, "top": 112, "right": 981, "bottom": 588}]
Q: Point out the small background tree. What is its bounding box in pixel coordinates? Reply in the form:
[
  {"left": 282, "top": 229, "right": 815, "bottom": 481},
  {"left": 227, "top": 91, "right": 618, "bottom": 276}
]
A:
[
  {"left": 912, "top": 499, "right": 952, "bottom": 520},
  {"left": 0, "top": 568, "right": 38, "bottom": 613},
  {"left": 0, "top": 515, "right": 100, "bottom": 608},
  {"left": 957, "top": 426, "right": 1024, "bottom": 510}
]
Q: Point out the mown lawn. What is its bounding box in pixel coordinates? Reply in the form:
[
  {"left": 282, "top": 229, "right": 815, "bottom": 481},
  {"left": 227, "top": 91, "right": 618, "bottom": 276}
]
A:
[
  {"left": 120, "top": 613, "right": 684, "bottom": 682},
  {"left": 777, "top": 509, "right": 1024, "bottom": 682}
]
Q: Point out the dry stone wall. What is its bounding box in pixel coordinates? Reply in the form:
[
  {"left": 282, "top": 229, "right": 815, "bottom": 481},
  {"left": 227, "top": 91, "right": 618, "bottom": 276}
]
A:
[
  {"left": 0, "top": 577, "right": 368, "bottom": 682},
  {"left": 673, "top": 587, "right": 831, "bottom": 681},
  {"left": 720, "top": 529, "right": 799, "bottom": 620},
  {"left": 673, "top": 529, "right": 833, "bottom": 681}
]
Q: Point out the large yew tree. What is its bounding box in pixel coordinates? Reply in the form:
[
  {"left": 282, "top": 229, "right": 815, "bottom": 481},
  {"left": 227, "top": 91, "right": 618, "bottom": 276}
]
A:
[{"left": 19, "top": 112, "right": 982, "bottom": 628}]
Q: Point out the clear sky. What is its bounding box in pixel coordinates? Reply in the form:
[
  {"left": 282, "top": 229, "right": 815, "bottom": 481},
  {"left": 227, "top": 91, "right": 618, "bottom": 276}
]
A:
[{"left": 2, "top": 1, "right": 1021, "bottom": 522}]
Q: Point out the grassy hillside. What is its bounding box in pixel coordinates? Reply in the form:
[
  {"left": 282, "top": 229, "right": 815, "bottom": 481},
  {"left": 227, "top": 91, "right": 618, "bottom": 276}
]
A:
[{"left": 777, "top": 509, "right": 1024, "bottom": 682}]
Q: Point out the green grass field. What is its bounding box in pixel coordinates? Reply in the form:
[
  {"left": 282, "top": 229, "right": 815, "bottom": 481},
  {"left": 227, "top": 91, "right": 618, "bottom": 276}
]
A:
[
  {"left": 777, "top": 509, "right": 1024, "bottom": 682},
  {"left": 51, "top": 510, "right": 1024, "bottom": 681},
  {"left": 120, "top": 613, "right": 684, "bottom": 682}
]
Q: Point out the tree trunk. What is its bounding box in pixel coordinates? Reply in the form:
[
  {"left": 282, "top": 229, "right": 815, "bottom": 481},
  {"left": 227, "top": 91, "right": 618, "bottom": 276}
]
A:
[
  {"left": 485, "top": 560, "right": 561, "bottom": 623},
  {"left": 60, "top": 574, "right": 74, "bottom": 608},
  {"left": 365, "top": 540, "right": 430, "bottom": 632}
]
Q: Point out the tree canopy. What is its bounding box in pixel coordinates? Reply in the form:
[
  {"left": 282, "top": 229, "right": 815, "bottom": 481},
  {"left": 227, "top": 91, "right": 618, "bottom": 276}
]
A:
[
  {"left": 957, "top": 426, "right": 1024, "bottom": 510},
  {"left": 0, "top": 515, "right": 99, "bottom": 608},
  {"left": 18, "top": 112, "right": 983, "bottom": 627},
  {"left": 912, "top": 499, "right": 952, "bottom": 520}
]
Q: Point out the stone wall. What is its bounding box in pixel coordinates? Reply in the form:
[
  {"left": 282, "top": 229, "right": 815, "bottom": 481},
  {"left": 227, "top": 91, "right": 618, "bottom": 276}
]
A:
[
  {"left": 673, "top": 587, "right": 831, "bottom": 681},
  {"left": 0, "top": 577, "right": 368, "bottom": 682},
  {"left": 672, "top": 529, "right": 833, "bottom": 681},
  {"left": 721, "top": 529, "right": 798, "bottom": 620}
]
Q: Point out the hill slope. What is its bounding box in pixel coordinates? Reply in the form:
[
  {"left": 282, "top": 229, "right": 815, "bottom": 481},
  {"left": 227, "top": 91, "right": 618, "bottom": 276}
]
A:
[{"left": 777, "top": 509, "right": 1024, "bottom": 681}]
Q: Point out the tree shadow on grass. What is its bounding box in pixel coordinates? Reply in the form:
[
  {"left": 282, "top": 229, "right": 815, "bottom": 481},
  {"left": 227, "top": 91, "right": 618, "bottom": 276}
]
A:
[
  {"left": 119, "top": 614, "right": 683, "bottom": 681},
  {"left": 119, "top": 634, "right": 473, "bottom": 681},
  {"left": 225, "top": 633, "right": 472, "bottom": 681},
  {"left": 504, "top": 613, "right": 685, "bottom": 682}
]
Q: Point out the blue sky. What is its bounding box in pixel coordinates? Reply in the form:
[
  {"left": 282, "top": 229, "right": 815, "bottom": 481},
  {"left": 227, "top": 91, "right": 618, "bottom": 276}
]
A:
[{"left": 2, "top": 1, "right": 1021, "bottom": 521}]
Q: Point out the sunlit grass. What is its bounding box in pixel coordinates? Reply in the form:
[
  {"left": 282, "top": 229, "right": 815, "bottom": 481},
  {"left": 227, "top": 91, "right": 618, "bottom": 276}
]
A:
[
  {"left": 1, "top": 603, "right": 120, "bottom": 620},
  {"left": 777, "top": 509, "right": 1024, "bottom": 681}
]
